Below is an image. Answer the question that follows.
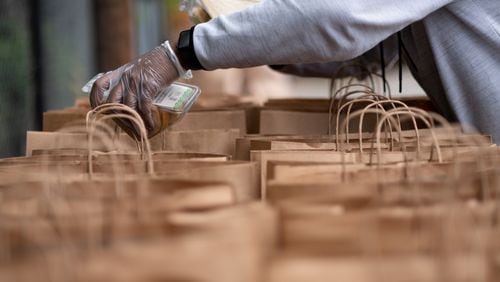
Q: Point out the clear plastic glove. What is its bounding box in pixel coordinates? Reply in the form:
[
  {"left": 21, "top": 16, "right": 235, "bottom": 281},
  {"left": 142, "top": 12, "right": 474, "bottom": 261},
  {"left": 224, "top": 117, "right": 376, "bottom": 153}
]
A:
[{"left": 90, "top": 44, "right": 180, "bottom": 138}]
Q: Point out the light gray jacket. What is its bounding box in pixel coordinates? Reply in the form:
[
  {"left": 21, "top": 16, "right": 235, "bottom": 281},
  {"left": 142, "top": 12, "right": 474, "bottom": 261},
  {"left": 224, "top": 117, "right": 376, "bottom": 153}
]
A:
[{"left": 193, "top": 0, "right": 500, "bottom": 141}]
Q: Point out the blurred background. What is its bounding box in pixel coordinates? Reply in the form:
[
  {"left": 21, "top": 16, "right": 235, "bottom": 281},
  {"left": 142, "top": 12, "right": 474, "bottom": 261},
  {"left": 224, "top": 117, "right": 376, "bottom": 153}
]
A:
[{"left": 0, "top": 0, "right": 424, "bottom": 158}]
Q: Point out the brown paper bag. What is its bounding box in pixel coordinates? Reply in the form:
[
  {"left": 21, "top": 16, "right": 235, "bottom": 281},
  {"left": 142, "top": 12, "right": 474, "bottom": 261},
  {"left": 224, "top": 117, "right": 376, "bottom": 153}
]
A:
[
  {"left": 263, "top": 98, "right": 335, "bottom": 112},
  {"left": 43, "top": 108, "right": 89, "bottom": 131},
  {"left": 28, "top": 150, "right": 229, "bottom": 162},
  {"left": 264, "top": 97, "right": 437, "bottom": 112},
  {"left": 28, "top": 129, "right": 240, "bottom": 158},
  {"left": 150, "top": 128, "right": 241, "bottom": 158},
  {"left": 258, "top": 98, "right": 398, "bottom": 135},
  {"left": 268, "top": 253, "right": 490, "bottom": 282},
  {"left": 0, "top": 160, "right": 260, "bottom": 202},
  {"left": 251, "top": 150, "right": 423, "bottom": 199},
  {"left": 267, "top": 161, "right": 366, "bottom": 184},
  {"left": 251, "top": 150, "right": 352, "bottom": 198},
  {"left": 156, "top": 160, "right": 260, "bottom": 202},
  {"left": 170, "top": 109, "right": 247, "bottom": 133},
  {"left": 26, "top": 131, "right": 136, "bottom": 156},
  {"left": 259, "top": 110, "right": 331, "bottom": 135},
  {"left": 236, "top": 133, "right": 382, "bottom": 161},
  {"left": 78, "top": 204, "right": 276, "bottom": 282},
  {"left": 279, "top": 200, "right": 494, "bottom": 256},
  {"left": 234, "top": 130, "right": 428, "bottom": 161},
  {"left": 94, "top": 160, "right": 260, "bottom": 202},
  {"left": 265, "top": 156, "right": 500, "bottom": 203},
  {"left": 245, "top": 131, "right": 491, "bottom": 152},
  {"left": 252, "top": 144, "right": 497, "bottom": 199},
  {"left": 0, "top": 178, "right": 236, "bottom": 254},
  {"left": 235, "top": 135, "right": 311, "bottom": 161},
  {"left": 0, "top": 203, "right": 278, "bottom": 282},
  {"left": 44, "top": 107, "right": 248, "bottom": 133}
]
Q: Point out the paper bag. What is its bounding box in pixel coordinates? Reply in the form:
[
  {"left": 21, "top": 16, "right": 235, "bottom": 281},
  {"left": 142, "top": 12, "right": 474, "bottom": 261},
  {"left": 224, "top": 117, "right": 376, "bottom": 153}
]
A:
[
  {"left": 170, "top": 109, "right": 247, "bottom": 133},
  {"left": 43, "top": 108, "right": 89, "bottom": 131},
  {"left": 0, "top": 160, "right": 260, "bottom": 202},
  {"left": 279, "top": 200, "right": 494, "bottom": 256},
  {"left": 26, "top": 131, "right": 136, "bottom": 156},
  {"left": 0, "top": 203, "right": 278, "bottom": 282},
  {"left": 259, "top": 110, "right": 331, "bottom": 135},
  {"left": 150, "top": 129, "right": 241, "bottom": 158},
  {"left": 0, "top": 177, "right": 236, "bottom": 256},
  {"left": 268, "top": 253, "right": 489, "bottom": 282}
]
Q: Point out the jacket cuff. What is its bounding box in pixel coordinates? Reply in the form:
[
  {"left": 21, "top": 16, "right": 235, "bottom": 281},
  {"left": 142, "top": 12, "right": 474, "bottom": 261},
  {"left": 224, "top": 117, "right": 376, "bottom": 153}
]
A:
[{"left": 177, "top": 25, "right": 205, "bottom": 70}]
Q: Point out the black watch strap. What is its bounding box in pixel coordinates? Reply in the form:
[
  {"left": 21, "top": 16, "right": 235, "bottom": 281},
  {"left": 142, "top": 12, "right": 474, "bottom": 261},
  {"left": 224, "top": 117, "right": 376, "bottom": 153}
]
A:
[
  {"left": 269, "top": 65, "right": 285, "bottom": 70},
  {"left": 177, "top": 26, "right": 204, "bottom": 71}
]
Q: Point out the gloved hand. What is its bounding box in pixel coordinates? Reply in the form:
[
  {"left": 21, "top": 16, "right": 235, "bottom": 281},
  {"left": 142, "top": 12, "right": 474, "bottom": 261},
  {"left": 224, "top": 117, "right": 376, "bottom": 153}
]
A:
[{"left": 90, "top": 43, "right": 180, "bottom": 138}]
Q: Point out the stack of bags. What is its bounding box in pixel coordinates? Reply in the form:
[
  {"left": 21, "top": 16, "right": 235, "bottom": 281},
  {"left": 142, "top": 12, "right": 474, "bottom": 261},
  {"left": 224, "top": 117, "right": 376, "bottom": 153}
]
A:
[
  {"left": 0, "top": 87, "right": 499, "bottom": 281},
  {"left": 239, "top": 90, "right": 500, "bottom": 281},
  {"left": 1, "top": 98, "right": 267, "bottom": 282}
]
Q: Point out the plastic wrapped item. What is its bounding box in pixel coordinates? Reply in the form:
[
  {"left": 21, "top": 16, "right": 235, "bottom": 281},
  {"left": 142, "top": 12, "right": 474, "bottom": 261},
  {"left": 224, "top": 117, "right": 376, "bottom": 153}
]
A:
[{"left": 152, "top": 82, "right": 202, "bottom": 132}]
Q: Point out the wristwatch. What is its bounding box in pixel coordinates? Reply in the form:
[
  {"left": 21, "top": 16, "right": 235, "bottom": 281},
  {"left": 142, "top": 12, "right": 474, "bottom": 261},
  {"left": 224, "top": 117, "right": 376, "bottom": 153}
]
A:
[{"left": 177, "top": 26, "right": 204, "bottom": 71}]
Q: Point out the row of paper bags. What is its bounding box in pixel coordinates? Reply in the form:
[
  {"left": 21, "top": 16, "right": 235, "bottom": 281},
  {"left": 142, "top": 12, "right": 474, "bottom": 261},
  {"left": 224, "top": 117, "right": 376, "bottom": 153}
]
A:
[{"left": 0, "top": 97, "right": 499, "bottom": 281}]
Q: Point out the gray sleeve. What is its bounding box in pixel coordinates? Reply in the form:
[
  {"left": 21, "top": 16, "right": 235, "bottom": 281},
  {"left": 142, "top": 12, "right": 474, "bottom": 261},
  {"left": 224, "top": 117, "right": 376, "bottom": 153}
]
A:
[
  {"left": 271, "top": 35, "right": 399, "bottom": 78},
  {"left": 193, "top": 0, "right": 454, "bottom": 70}
]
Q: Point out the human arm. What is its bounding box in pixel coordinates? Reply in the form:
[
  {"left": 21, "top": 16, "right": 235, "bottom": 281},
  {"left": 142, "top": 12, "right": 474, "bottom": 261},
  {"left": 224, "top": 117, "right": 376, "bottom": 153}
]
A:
[
  {"left": 268, "top": 35, "right": 399, "bottom": 79},
  {"left": 90, "top": 0, "right": 454, "bottom": 137},
  {"left": 192, "top": 0, "right": 454, "bottom": 70}
]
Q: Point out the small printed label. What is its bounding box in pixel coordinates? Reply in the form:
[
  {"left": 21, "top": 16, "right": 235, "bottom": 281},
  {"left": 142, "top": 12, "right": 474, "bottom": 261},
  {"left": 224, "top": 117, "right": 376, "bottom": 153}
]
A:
[{"left": 155, "top": 85, "right": 195, "bottom": 112}]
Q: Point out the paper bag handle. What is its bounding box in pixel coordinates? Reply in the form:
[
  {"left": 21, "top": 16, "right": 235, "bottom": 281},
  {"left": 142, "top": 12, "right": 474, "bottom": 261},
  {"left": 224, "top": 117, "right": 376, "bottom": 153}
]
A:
[
  {"left": 358, "top": 100, "right": 420, "bottom": 155},
  {"left": 334, "top": 98, "right": 389, "bottom": 151},
  {"left": 86, "top": 104, "right": 154, "bottom": 178}
]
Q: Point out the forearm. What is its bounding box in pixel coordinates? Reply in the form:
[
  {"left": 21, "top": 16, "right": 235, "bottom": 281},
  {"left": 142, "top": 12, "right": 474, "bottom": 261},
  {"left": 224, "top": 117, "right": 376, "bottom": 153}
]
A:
[
  {"left": 270, "top": 35, "right": 399, "bottom": 78},
  {"left": 192, "top": 0, "right": 453, "bottom": 70}
]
